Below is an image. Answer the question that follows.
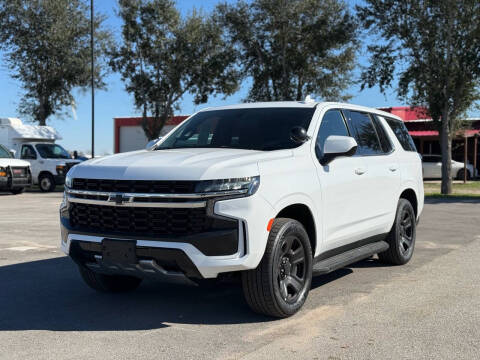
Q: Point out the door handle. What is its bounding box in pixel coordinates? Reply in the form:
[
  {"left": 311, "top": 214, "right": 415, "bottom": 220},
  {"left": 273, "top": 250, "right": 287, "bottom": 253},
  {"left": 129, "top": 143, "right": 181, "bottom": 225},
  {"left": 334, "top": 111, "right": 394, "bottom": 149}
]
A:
[
  {"left": 355, "top": 167, "right": 366, "bottom": 175},
  {"left": 389, "top": 165, "right": 398, "bottom": 172}
]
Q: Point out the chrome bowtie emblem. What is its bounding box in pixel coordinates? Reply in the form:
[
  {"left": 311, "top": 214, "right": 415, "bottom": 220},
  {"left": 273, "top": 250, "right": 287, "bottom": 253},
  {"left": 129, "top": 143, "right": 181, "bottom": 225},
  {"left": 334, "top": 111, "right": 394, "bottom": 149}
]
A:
[{"left": 108, "top": 194, "right": 128, "bottom": 205}]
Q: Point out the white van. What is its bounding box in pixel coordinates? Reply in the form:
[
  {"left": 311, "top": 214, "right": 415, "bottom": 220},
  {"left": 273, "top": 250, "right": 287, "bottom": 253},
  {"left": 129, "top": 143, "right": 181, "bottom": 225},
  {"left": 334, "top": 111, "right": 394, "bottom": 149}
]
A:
[{"left": 0, "top": 118, "right": 80, "bottom": 191}]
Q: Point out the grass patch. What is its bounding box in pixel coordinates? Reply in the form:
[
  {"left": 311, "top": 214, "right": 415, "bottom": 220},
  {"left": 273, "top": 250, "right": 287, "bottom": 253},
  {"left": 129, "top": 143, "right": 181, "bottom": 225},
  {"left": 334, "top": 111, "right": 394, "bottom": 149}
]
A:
[
  {"left": 425, "top": 192, "right": 480, "bottom": 198},
  {"left": 424, "top": 180, "right": 480, "bottom": 197}
]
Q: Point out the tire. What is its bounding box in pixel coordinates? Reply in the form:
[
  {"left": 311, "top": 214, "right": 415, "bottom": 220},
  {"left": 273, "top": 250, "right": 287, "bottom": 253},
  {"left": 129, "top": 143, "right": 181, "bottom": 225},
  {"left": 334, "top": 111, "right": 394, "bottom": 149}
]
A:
[
  {"left": 39, "top": 173, "right": 56, "bottom": 192},
  {"left": 456, "top": 169, "right": 471, "bottom": 181},
  {"left": 78, "top": 266, "right": 142, "bottom": 292},
  {"left": 378, "top": 198, "right": 416, "bottom": 265},
  {"left": 242, "top": 218, "right": 313, "bottom": 318},
  {"left": 11, "top": 188, "right": 25, "bottom": 195}
]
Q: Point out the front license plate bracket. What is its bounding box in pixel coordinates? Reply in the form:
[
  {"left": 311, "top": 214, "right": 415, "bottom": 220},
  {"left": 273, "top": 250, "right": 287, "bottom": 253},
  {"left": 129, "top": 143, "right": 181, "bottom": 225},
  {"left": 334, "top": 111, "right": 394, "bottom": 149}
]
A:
[{"left": 102, "top": 239, "right": 137, "bottom": 265}]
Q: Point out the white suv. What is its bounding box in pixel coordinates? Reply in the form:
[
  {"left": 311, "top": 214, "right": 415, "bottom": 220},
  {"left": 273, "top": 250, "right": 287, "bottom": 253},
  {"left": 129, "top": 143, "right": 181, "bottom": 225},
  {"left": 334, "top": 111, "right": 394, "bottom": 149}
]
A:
[{"left": 60, "top": 101, "right": 424, "bottom": 317}]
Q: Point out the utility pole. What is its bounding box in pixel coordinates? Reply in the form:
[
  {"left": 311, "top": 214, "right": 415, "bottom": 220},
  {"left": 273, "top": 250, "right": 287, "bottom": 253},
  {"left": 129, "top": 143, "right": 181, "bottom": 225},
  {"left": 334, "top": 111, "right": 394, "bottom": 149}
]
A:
[{"left": 90, "top": 0, "right": 95, "bottom": 158}]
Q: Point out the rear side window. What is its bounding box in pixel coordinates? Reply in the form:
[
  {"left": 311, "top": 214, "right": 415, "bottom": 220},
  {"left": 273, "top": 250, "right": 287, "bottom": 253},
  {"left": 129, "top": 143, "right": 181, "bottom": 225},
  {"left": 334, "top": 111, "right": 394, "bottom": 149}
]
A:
[
  {"left": 372, "top": 115, "right": 393, "bottom": 153},
  {"left": 345, "top": 111, "right": 383, "bottom": 156},
  {"left": 315, "top": 110, "right": 350, "bottom": 158},
  {"left": 384, "top": 117, "right": 417, "bottom": 152}
]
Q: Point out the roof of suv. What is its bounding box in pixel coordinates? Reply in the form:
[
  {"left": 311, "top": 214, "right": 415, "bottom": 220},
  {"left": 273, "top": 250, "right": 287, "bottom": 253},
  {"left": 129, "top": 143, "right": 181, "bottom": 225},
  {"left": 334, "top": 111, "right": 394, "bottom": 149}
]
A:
[{"left": 199, "top": 101, "right": 403, "bottom": 121}]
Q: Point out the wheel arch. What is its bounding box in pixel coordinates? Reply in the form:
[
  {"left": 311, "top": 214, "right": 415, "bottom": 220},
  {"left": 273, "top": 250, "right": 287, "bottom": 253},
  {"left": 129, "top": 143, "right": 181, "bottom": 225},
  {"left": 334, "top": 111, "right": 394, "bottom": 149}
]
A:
[
  {"left": 276, "top": 203, "right": 317, "bottom": 256},
  {"left": 38, "top": 171, "right": 54, "bottom": 180},
  {"left": 399, "top": 188, "right": 418, "bottom": 217}
]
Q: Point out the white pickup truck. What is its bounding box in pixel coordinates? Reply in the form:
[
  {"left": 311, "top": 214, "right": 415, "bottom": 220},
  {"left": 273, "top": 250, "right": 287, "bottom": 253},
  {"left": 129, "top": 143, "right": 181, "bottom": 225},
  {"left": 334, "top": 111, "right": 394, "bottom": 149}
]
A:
[
  {"left": 0, "top": 118, "right": 80, "bottom": 191},
  {"left": 0, "top": 144, "right": 31, "bottom": 194}
]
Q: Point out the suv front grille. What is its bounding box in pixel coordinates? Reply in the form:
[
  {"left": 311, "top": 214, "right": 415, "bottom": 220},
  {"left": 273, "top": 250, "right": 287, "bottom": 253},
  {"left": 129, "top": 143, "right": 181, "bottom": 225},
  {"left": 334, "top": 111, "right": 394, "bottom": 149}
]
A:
[
  {"left": 69, "top": 203, "right": 209, "bottom": 236},
  {"left": 72, "top": 178, "right": 197, "bottom": 194}
]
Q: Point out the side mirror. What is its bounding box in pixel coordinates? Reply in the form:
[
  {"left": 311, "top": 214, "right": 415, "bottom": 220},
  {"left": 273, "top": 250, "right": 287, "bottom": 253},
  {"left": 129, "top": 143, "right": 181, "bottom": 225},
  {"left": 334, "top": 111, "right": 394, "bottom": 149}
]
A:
[
  {"left": 145, "top": 137, "right": 162, "bottom": 150},
  {"left": 9, "top": 149, "right": 16, "bottom": 157},
  {"left": 320, "top": 136, "right": 357, "bottom": 166},
  {"left": 290, "top": 126, "right": 310, "bottom": 144}
]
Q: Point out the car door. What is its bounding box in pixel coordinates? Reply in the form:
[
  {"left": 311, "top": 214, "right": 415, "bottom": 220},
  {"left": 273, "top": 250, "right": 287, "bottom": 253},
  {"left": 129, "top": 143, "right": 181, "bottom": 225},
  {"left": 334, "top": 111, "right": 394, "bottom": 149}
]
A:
[
  {"left": 20, "top": 144, "right": 40, "bottom": 182},
  {"left": 313, "top": 109, "right": 371, "bottom": 251},
  {"left": 423, "top": 155, "right": 441, "bottom": 178},
  {"left": 343, "top": 110, "right": 402, "bottom": 236}
]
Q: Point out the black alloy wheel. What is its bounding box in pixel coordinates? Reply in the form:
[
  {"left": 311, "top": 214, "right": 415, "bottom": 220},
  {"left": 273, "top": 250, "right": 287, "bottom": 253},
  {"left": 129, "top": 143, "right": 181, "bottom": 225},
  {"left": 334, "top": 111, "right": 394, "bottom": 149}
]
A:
[
  {"left": 398, "top": 207, "right": 414, "bottom": 258},
  {"left": 276, "top": 234, "right": 307, "bottom": 304},
  {"left": 378, "top": 198, "right": 416, "bottom": 265},
  {"left": 242, "top": 218, "right": 313, "bottom": 318}
]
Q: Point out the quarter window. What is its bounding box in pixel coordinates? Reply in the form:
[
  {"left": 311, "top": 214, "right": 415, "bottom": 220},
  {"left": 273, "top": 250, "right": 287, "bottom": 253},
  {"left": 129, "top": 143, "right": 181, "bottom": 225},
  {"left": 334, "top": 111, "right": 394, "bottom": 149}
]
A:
[
  {"left": 384, "top": 117, "right": 417, "bottom": 152},
  {"left": 315, "top": 110, "right": 349, "bottom": 158},
  {"left": 372, "top": 115, "right": 393, "bottom": 153},
  {"left": 346, "top": 111, "right": 383, "bottom": 156}
]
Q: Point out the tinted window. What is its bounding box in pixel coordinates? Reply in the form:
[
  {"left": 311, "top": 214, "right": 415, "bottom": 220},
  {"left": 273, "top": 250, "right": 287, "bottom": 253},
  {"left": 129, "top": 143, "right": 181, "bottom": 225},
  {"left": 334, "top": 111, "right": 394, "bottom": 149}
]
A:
[
  {"left": 35, "top": 144, "right": 70, "bottom": 159},
  {"left": 346, "top": 111, "right": 383, "bottom": 155},
  {"left": 315, "top": 110, "right": 349, "bottom": 158},
  {"left": 423, "top": 155, "right": 441, "bottom": 163},
  {"left": 372, "top": 115, "right": 393, "bottom": 153},
  {"left": 384, "top": 117, "right": 417, "bottom": 152},
  {"left": 157, "top": 108, "right": 315, "bottom": 151},
  {"left": 21, "top": 145, "right": 36, "bottom": 159}
]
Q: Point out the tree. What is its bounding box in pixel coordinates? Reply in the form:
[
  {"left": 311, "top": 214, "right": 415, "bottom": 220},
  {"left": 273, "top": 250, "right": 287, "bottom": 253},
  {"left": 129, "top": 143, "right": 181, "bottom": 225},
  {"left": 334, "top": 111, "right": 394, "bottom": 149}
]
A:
[
  {"left": 357, "top": 0, "right": 480, "bottom": 194},
  {"left": 110, "top": 0, "right": 240, "bottom": 141},
  {"left": 0, "top": 0, "right": 111, "bottom": 125},
  {"left": 216, "top": 0, "right": 358, "bottom": 102}
]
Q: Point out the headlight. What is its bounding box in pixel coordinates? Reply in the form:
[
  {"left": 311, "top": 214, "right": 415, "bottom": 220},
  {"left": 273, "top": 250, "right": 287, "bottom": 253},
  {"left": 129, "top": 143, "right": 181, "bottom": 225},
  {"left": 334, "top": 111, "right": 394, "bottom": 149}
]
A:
[
  {"left": 195, "top": 176, "right": 260, "bottom": 196},
  {"left": 56, "top": 165, "right": 66, "bottom": 175},
  {"left": 65, "top": 172, "right": 73, "bottom": 188},
  {"left": 0, "top": 167, "right": 6, "bottom": 177}
]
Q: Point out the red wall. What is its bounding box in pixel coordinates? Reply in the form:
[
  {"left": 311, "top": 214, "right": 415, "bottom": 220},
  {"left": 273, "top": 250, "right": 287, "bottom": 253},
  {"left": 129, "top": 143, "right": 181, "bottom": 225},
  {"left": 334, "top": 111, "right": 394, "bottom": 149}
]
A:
[{"left": 378, "top": 106, "right": 429, "bottom": 121}]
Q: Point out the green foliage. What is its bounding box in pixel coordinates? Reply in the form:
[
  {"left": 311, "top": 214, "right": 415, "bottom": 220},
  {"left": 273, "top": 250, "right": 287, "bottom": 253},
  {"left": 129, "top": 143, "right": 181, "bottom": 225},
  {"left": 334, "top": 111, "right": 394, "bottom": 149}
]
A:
[
  {"left": 216, "top": 0, "right": 358, "bottom": 102},
  {"left": 110, "top": 0, "right": 240, "bottom": 140},
  {"left": 357, "top": 0, "right": 480, "bottom": 194},
  {"left": 0, "top": 0, "right": 111, "bottom": 125}
]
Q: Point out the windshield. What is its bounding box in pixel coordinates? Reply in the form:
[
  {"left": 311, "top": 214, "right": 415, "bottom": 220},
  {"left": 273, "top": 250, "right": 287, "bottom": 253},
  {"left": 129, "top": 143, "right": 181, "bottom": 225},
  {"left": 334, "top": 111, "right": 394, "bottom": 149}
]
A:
[
  {"left": 156, "top": 107, "right": 315, "bottom": 151},
  {"left": 35, "top": 144, "right": 70, "bottom": 159},
  {"left": 0, "top": 145, "right": 12, "bottom": 158}
]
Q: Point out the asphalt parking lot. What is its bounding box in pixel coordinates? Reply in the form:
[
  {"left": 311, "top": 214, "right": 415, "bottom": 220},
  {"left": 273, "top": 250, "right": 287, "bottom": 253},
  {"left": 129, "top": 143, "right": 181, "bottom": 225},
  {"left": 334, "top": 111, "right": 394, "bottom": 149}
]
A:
[{"left": 0, "top": 191, "right": 479, "bottom": 360}]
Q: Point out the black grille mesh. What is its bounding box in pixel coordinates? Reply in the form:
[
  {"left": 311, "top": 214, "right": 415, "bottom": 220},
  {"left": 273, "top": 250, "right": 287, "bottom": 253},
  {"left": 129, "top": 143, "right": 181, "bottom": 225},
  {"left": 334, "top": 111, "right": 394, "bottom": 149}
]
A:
[
  {"left": 10, "top": 167, "right": 28, "bottom": 178},
  {"left": 72, "top": 178, "right": 197, "bottom": 194},
  {"left": 69, "top": 203, "right": 212, "bottom": 236}
]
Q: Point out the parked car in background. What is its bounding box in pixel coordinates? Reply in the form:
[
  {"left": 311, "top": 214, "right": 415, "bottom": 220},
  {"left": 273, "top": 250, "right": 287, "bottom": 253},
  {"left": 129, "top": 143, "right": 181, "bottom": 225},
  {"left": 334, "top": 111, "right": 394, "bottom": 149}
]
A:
[
  {"left": 0, "top": 118, "right": 80, "bottom": 191},
  {"left": 0, "top": 143, "right": 31, "bottom": 194},
  {"left": 60, "top": 101, "right": 424, "bottom": 318},
  {"left": 422, "top": 154, "right": 477, "bottom": 180}
]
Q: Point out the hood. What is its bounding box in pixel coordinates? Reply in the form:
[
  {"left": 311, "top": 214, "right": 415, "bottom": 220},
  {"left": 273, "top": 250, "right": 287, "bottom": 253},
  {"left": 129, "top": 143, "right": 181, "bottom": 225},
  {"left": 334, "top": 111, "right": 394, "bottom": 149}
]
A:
[
  {"left": 0, "top": 158, "right": 31, "bottom": 168},
  {"left": 69, "top": 148, "right": 293, "bottom": 181}
]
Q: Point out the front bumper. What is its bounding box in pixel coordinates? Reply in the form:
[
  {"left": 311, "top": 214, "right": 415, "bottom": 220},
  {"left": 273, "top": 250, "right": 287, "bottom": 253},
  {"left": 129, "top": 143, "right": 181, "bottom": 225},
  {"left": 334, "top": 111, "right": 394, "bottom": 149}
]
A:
[
  {"left": 60, "top": 193, "right": 274, "bottom": 279},
  {"left": 0, "top": 168, "right": 31, "bottom": 190}
]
